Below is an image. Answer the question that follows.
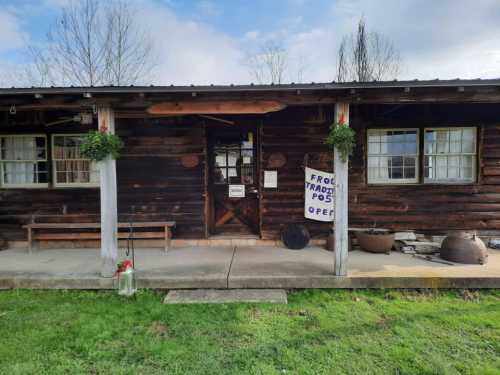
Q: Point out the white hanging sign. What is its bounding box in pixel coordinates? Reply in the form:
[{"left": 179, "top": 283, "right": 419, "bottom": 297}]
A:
[
  {"left": 264, "top": 170, "right": 278, "bottom": 188},
  {"left": 228, "top": 184, "right": 245, "bottom": 198},
  {"left": 304, "top": 167, "right": 335, "bottom": 222}
]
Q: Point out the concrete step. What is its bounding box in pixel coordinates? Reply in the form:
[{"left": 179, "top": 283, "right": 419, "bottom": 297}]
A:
[{"left": 163, "top": 289, "right": 288, "bottom": 304}]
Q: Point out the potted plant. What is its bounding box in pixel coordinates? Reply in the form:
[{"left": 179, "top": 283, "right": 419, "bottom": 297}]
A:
[
  {"left": 326, "top": 121, "right": 356, "bottom": 162},
  {"left": 80, "top": 130, "right": 123, "bottom": 162},
  {"left": 355, "top": 229, "right": 395, "bottom": 254}
]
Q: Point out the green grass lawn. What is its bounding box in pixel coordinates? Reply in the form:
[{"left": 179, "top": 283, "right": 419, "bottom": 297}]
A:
[{"left": 0, "top": 289, "right": 499, "bottom": 375}]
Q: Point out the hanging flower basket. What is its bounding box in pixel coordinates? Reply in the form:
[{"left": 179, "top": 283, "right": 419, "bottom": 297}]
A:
[
  {"left": 80, "top": 130, "right": 123, "bottom": 162},
  {"left": 326, "top": 122, "right": 356, "bottom": 163}
]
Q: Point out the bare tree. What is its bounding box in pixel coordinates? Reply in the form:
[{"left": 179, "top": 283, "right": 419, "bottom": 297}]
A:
[
  {"left": 336, "top": 38, "right": 348, "bottom": 83},
  {"left": 27, "top": 0, "right": 154, "bottom": 86},
  {"left": 336, "top": 18, "right": 400, "bottom": 82},
  {"left": 248, "top": 42, "right": 288, "bottom": 84}
]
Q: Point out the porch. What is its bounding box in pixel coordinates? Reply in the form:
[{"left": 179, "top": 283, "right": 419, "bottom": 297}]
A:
[{"left": 1, "top": 245, "right": 499, "bottom": 289}]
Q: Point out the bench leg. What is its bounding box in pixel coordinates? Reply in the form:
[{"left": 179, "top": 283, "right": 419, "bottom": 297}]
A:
[{"left": 164, "top": 226, "right": 171, "bottom": 253}]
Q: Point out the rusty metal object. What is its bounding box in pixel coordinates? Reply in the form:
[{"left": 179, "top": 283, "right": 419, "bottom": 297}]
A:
[
  {"left": 356, "top": 231, "right": 395, "bottom": 253},
  {"left": 440, "top": 232, "right": 488, "bottom": 264},
  {"left": 181, "top": 155, "right": 200, "bottom": 168},
  {"left": 267, "top": 153, "right": 287, "bottom": 168}
]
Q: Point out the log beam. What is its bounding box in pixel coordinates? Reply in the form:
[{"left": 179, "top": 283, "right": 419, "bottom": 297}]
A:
[
  {"left": 147, "top": 100, "right": 286, "bottom": 115},
  {"left": 97, "top": 106, "right": 118, "bottom": 277},
  {"left": 334, "top": 102, "right": 349, "bottom": 276}
]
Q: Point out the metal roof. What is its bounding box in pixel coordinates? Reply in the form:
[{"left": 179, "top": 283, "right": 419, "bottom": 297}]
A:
[{"left": 1, "top": 78, "right": 500, "bottom": 95}]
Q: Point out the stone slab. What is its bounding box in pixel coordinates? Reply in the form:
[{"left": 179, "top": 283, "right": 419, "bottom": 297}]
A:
[{"left": 164, "top": 289, "right": 288, "bottom": 304}]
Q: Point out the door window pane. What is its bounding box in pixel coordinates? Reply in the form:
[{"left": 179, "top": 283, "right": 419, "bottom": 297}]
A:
[{"left": 212, "top": 131, "right": 255, "bottom": 185}]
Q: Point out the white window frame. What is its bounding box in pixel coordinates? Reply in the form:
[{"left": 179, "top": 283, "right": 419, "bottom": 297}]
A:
[
  {"left": 0, "top": 134, "right": 48, "bottom": 188},
  {"left": 52, "top": 134, "right": 99, "bottom": 188},
  {"left": 367, "top": 128, "right": 420, "bottom": 185},
  {"left": 423, "top": 127, "right": 477, "bottom": 184}
]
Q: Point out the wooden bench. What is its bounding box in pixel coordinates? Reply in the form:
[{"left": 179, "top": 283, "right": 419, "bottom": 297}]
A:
[{"left": 23, "top": 222, "right": 176, "bottom": 254}]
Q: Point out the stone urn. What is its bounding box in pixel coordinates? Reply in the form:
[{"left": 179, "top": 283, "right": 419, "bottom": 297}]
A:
[
  {"left": 355, "top": 230, "right": 395, "bottom": 254},
  {"left": 440, "top": 232, "right": 488, "bottom": 264}
]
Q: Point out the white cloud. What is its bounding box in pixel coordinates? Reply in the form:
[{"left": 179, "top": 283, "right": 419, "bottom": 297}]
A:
[
  {"left": 0, "top": 9, "right": 27, "bottom": 53},
  {"left": 136, "top": 1, "right": 251, "bottom": 84}
]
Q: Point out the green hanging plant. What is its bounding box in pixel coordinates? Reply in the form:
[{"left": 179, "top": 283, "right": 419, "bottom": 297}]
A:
[
  {"left": 326, "top": 123, "right": 356, "bottom": 163},
  {"left": 80, "top": 130, "right": 124, "bottom": 162}
]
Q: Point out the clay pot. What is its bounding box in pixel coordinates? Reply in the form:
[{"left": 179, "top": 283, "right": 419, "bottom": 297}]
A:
[
  {"left": 356, "top": 231, "right": 394, "bottom": 254},
  {"left": 440, "top": 232, "right": 488, "bottom": 264}
]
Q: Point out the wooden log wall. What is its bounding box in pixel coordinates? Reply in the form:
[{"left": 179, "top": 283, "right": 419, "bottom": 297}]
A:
[
  {"left": 0, "top": 113, "right": 206, "bottom": 241},
  {"left": 116, "top": 117, "right": 206, "bottom": 238},
  {"left": 3, "top": 102, "right": 500, "bottom": 243},
  {"left": 348, "top": 103, "right": 500, "bottom": 235},
  {"left": 0, "top": 112, "right": 99, "bottom": 241},
  {"left": 260, "top": 105, "right": 334, "bottom": 239}
]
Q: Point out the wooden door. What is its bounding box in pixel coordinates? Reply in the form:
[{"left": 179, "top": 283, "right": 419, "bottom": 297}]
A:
[{"left": 208, "top": 126, "right": 259, "bottom": 235}]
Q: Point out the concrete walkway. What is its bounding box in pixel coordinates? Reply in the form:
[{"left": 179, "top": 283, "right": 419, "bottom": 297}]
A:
[{"left": 0, "top": 245, "right": 499, "bottom": 289}]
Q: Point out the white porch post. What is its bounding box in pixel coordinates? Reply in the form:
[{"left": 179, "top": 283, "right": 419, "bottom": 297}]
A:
[
  {"left": 97, "top": 106, "right": 118, "bottom": 277},
  {"left": 334, "top": 102, "right": 349, "bottom": 276}
]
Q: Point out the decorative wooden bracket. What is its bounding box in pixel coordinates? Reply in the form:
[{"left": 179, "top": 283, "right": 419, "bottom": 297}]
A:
[{"left": 147, "top": 100, "right": 286, "bottom": 115}]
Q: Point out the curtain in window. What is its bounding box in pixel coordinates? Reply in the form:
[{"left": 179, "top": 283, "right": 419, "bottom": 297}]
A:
[{"left": 3, "top": 137, "right": 36, "bottom": 184}]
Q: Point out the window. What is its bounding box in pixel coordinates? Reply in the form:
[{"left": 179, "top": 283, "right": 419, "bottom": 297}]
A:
[
  {"left": 52, "top": 135, "right": 99, "bottom": 187},
  {"left": 0, "top": 135, "right": 48, "bottom": 187},
  {"left": 424, "top": 128, "right": 476, "bottom": 183},
  {"left": 213, "top": 131, "right": 254, "bottom": 185},
  {"left": 367, "top": 129, "right": 419, "bottom": 184}
]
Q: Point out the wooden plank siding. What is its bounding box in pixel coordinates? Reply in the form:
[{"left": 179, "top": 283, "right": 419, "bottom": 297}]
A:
[
  {"left": 116, "top": 118, "right": 206, "bottom": 238},
  {"left": 260, "top": 105, "right": 334, "bottom": 239},
  {"left": 2, "top": 102, "right": 500, "bottom": 244},
  {"left": 0, "top": 115, "right": 206, "bottom": 241},
  {"left": 348, "top": 103, "right": 500, "bottom": 235}
]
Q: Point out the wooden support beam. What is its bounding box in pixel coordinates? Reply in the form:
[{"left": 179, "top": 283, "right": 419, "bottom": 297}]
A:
[
  {"left": 334, "top": 102, "right": 349, "bottom": 276},
  {"left": 97, "top": 106, "right": 118, "bottom": 277},
  {"left": 147, "top": 100, "right": 286, "bottom": 115}
]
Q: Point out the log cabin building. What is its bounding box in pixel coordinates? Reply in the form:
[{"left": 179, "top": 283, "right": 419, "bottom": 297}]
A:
[{"left": 1, "top": 79, "right": 500, "bottom": 270}]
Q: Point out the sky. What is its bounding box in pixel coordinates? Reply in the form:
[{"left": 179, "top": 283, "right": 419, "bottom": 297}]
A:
[{"left": 0, "top": 0, "right": 500, "bottom": 86}]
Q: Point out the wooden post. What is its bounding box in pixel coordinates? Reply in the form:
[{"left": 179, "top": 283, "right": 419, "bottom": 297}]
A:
[
  {"left": 97, "top": 106, "right": 118, "bottom": 277},
  {"left": 334, "top": 102, "right": 349, "bottom": 276}
]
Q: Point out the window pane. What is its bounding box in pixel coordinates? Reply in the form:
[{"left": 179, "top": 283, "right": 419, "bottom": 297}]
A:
[
  {"left": 436, "top": 131, "right": 449, "bottom": 154},
  {"left": 404, "top": 166, "right": 416, "bottom": 179},
  {"left": 391, "top": 167, "right": 403, "bottom": 179},
  {"left": 391, "top": 156, "right": 403, "bottom": 167},
  {"left": 424, "top": 128, "right": 476, "bottom": 183},
  {"left": 425, "top": 131, "right": 436, "bottom": 154},
  {"left": 3, "top": 162, "right": 35, "bottom": 184},
  {"left": 404, "top": 157, "right": 415, "bottom": 167},
  {"left": 367, "top": 130, "right": 417, "bottom": 183},
  {"left": 227, "top": 150, "right": 239, "bottom": 167},
  {"left": 228, "top": 168, "right": 239, "bottom": 184},
  {"left": 368, "top": 133, "right": 380, "bottom": 143},
  {"left": 0, "top": 136, "right": 48, "bottom": 186},
  {"left": 368, "top": 142, "right": 380, "bottom": 154},
  {"left": 53, "top": 135, "right": 98, "bottom": 185}
]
